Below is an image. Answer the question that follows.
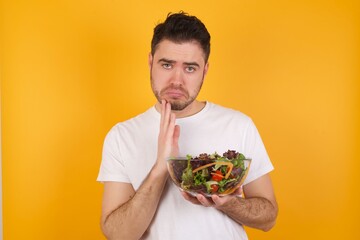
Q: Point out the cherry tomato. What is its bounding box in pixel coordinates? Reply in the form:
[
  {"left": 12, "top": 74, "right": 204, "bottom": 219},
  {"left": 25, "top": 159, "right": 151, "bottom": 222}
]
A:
[
  {"left": 211, "top": 170, "right": 224, "bottom": 182},
  {"left": 211, "top": 184, "right": 219, "bottom": 193}
]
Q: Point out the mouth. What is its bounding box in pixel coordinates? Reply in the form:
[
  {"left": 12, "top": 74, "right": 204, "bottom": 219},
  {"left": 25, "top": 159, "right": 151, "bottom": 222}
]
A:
[
  {"left": 162, "top": 88, "right": 188, "bottom": 99},
  {"left": 166, "top": 91, "right": 185, "bottom": 98}
]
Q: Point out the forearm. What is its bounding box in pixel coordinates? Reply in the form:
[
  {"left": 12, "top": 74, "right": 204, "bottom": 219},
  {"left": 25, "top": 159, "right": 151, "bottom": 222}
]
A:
[
  {"left": 218, "top": 196, "right": 278, "bottom": 231},
  {"left": 102, "top": 165, "right": 168, "bottom": 240}
]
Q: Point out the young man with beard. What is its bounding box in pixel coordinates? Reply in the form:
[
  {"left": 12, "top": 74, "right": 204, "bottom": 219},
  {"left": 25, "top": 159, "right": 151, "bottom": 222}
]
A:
[{"left": 97, "top": 12, "right": 278, "bottom": 240}]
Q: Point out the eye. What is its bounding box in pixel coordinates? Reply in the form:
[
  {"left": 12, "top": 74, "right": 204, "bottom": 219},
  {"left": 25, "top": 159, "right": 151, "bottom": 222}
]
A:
[
  {"left": 162, "top": 63, "right": 172, "bottom": 69},
  {"left": 185, "top": 66, "right": 196, "bottom": 73}
]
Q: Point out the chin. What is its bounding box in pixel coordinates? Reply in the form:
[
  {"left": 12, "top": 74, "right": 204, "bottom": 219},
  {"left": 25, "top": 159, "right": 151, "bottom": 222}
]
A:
[{"left": 169, "top": 100, "right": 193, "bottom": 111}]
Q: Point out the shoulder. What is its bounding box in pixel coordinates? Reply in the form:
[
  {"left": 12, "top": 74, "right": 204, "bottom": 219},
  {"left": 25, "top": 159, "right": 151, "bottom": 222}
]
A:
[
  {"left": 105, "top": 107, "right": 158, "bottom": 139},
  {"left": 207, "top": 102, "right": 252, "bottom": 123}
]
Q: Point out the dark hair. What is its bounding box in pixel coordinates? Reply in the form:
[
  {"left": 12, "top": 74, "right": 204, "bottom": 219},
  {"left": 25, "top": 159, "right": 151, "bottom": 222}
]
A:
[{"left": 151, "top": 12, "right": 211, "bottom": 62}]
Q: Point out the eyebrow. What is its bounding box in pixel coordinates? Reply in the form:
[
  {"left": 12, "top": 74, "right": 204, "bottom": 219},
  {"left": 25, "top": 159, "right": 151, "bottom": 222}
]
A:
[
  {"left": 158, "top": 58, "right": 176, "bottom": 64},
  {"left": 158, "top": 58, "right": 200, "bottom": 67}
]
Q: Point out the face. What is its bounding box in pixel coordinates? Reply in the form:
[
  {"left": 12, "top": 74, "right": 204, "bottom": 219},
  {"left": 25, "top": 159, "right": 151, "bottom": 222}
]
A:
[{"left": 149, "top": 39, "right": 209, "bottom": 111}]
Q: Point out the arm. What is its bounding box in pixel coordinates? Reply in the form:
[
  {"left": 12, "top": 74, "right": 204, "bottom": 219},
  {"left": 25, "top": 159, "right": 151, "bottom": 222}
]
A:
[
  {"left": 100, "top": 100, "right": 180, "bottom": 239},
  {"left": 216, "top": 174, "right": 278, "bottom": 231},
  {"left": 181, "top": 173, "right": 278, "bottom": 231},
  {"left": 101, "top": 165, "right": 168, "bottom": 239}
]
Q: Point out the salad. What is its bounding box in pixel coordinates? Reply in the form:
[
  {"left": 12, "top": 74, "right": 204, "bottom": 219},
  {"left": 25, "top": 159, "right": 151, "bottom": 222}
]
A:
[{"left": 173, "top": 150, "right": 250, "bottom": 195}]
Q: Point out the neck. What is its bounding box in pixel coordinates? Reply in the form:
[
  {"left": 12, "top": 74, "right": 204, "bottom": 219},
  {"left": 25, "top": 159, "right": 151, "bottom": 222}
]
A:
[{"left": 155, "top": 100, "right": 206, "bottom": 118}]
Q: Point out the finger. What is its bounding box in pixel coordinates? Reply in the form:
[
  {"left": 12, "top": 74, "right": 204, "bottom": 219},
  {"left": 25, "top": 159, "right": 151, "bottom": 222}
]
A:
[
  {"left": 173, "top": 125, "right": 180, "bottom": 143},
  {"left": 196, "top": 194, "right": 214, "bottom": 207},
  {"left": 211, "top": 195, "right": 225, "bottom": 207},
  {"left": 233, "top": 186, "right": 244, "bottom": 198},
  {"left": 160, "top": 99, "right": 166, "bottom": 129},
  {"left": 162, "top": 112, "right": 175, "bottom": 147},
  {"left": 171, "top": 125, "right": 180, "bottom": 157},
  {"left": 160, "top": 100, "right": 172, "bottom": 137},
  {"left": 166, "top": 112, "right": 176, "bottom": 137},
  {"left": 212, "top": 194, "right": 239, "bottom": 208},
  {"left": 180, "top": 191, "right": 202, "bottom": 205},
  {"left": 162, "top": 101, "right": 172, "bottom": 132}
]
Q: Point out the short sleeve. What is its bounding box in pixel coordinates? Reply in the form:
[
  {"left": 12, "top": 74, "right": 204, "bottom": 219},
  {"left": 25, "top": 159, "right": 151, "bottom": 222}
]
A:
[
  {"left": 242, "top": 119, "right": 274, "bottom": 185},
  {"left": 97, "top": 125, "right": 131, "bottom": 183}
]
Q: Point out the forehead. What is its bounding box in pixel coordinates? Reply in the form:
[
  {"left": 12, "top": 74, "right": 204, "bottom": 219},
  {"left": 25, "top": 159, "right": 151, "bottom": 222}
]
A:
[{"left": 153, "top": 39, "right": 206, "bottom": 65}]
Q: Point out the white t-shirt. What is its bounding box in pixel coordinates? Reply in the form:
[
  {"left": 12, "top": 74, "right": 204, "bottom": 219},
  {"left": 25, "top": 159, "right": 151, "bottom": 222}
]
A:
[{"left": 97, "top": 102, "right": 274, "bottom": 240}]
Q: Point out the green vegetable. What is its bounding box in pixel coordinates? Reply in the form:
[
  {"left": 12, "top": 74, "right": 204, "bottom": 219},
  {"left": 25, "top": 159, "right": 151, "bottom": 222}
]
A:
[
  {"left": 204, "top": 181, "right": 219, "bottom": 193},
  {"left": 218, "top": 177, "right": 237, "bottom": 193},
  {"left": 231, "top": 153, "right": 246, "bottom": 168},
  {"left": 181, "top": 156, "right": 194, "bottom": 189},
  {"left": 194, "top": 169, "right": 209, "bottom": 186}
]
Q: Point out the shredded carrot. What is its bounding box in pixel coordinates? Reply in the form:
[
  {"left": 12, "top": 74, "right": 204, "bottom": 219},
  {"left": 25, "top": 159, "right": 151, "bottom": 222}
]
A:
[
  {"left": 192, "top": 161, "right": 234, "bottom": 179},
  {"left": 224, "top": 163, "right": 233, "bottom": 179},
  {"left": 192, "top": 162, "right": 217, "bottom": 173}
]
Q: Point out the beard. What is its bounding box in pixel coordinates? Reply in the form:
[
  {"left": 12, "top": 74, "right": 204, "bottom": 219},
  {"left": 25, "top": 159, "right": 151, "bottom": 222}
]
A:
[{"left": 151, "top": 76, "right": 203, "bottom": 111}]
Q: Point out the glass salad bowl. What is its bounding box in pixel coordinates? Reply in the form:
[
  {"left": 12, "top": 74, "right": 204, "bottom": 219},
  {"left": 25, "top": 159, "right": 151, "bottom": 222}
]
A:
[{"left": 167, "top": 150, "right": 251, "bottom": 197}]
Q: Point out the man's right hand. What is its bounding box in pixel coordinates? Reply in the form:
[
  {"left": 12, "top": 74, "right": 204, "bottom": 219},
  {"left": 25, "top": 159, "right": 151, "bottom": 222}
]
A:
[
  {"left": 100, "top": 100, "right": 180, "bottom": 239},
  {"left": 155, "top": 100, "right": 180, "bottom": 172}
]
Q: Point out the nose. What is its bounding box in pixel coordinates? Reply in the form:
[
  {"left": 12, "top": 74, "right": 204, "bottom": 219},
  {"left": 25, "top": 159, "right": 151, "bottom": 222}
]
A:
[{"left": 170, "top": 68, "right": 185, "bottom": 86}]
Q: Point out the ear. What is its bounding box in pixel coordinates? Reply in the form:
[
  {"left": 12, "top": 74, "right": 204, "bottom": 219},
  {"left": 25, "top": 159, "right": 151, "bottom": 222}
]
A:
[
  {"left": 148, "top": 53, "right": 153, "bottom": 69},
  {"left": 203, "top": 62, "right": 209, "bottom": 77}
]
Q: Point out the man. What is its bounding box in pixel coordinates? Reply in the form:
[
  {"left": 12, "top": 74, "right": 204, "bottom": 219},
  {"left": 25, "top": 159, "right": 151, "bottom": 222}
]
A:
[{"left": 97, "top": 12, "right": 278, "bottom": 240}]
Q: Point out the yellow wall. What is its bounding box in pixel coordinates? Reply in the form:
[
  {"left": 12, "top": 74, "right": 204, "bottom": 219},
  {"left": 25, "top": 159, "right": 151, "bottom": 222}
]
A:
[{"left": 1, "top": 0, "right": 359, "bottom": 239}]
